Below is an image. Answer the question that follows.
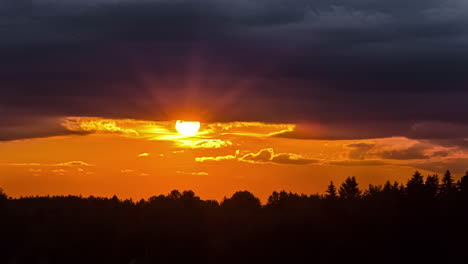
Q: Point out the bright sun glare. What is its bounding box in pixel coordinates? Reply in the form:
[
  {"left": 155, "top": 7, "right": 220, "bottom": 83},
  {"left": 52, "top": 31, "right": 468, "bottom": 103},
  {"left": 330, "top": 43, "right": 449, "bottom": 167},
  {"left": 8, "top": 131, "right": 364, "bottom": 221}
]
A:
[{"left": 175, "top": 120, "right": 201, "bottom": 136}]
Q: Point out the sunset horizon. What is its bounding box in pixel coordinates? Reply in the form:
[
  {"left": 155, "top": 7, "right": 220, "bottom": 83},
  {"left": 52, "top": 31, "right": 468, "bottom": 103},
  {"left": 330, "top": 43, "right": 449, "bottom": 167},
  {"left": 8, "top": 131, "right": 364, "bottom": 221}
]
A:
[
  {"left": 2, "top": 116, "right": 465, "bottom": 202},
  {"left": 2, "top": 0, "right": 468, "bottom": 262}
]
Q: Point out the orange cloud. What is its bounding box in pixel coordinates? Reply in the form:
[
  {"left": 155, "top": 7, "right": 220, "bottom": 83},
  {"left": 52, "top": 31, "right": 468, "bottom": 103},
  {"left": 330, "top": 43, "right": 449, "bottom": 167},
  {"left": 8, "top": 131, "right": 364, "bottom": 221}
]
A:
[
  {"left": 62, "top": 117, "right": 141, "bottom": 136},
  {"left": 196, "top": 148, "right": 319, "bottom": 165},
  {"left": 205, "top": 122, "right": 295, "bottom": 137},
  {"left": 55, "top": 161, "right": 92, "bottom": 166},
  {"left": 195, "top": 155, "right": 237, "bottom": 162},
  {"left": 176, "top": 139, "right": 232, "bottom": 149},
  {"left": 329, "top": 160, "right": 388, "bottom": 166},
  {"left": 8, "top": 161, "right": 91, "bottom": 167},
  {"left": 138, "top": 153, "right": 150, "bottom": 157},
  {"left": 62, "top": 117, "right": 295, "bottom": 141},
  {"left": 52, "top": 169, "right": 67, "bottom": 175},
  {"left": 9, "top": 163, "right": 41, "bottom": 166},
  {"left": 240, "top": 148, "right": 320, "bottom": 165},
  {"left": 345, "top": 139, "right": 461, "bottom": 161},
  {"left": 176, "top": 171, "right": 209, "bottom": 176}
]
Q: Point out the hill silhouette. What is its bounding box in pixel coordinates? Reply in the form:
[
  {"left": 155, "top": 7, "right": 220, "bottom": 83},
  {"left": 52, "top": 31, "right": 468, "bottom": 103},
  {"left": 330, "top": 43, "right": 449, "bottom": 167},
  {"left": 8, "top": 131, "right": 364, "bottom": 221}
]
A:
[{"left": 1, "top": 170, "right": 468, "bottom": 263}]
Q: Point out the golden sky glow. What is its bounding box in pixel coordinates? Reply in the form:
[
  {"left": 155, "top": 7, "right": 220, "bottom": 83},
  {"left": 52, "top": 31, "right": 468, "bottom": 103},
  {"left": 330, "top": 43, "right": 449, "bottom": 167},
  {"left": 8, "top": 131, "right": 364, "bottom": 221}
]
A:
[{"left": 1, "top": 116, "right": 466, "bottom": 201}]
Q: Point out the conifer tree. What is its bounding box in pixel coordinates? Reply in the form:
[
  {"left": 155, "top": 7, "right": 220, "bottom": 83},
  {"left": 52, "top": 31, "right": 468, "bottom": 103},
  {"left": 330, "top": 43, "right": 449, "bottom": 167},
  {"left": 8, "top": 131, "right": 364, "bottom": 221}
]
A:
[
  {"left": 326, "top": 181, "right": 337, "bottom": 199},
  {"left": 407, "top": 171, "right": 425, "bottom": 197},
  {"left": 441, "top": 170, "right": 456, "bottom": 197},
  {"left": 339, "top": 177, "right": 361, "bottom": 199},
  {"left": 459, "top": 171, "right": 468, "bottom": 196}
]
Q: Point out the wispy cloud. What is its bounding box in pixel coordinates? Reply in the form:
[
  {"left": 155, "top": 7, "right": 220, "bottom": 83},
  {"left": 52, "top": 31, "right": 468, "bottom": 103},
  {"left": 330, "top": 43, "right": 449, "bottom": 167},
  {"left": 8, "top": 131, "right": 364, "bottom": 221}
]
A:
[
  {"left": 176, "top": 171, "right": 209, "bottom": 176},
  {"left": 176, "top": 139, "right": 232, "bottom": 149},
  {"left": 62, "top": 117, "right": 141, "bottom": 136},
  {"left": 204, "top": 122, "right": 296, "bottom": 137},
  {"left": 8, "top": 161, "right": 92, "bottom": 167},
  {"left": 9, "top": 163, "right": 42, "bottom": 166},
  {"left": 409, "top": 158, "right": 468, "bottom": 174},
  {"left": 52, "top": 169, "right": 67, "bottom": 175},
  {"left": 61, "top": 118, "right": 295, "bottom": 146},
  {"left": 328, "top": 160, "right": 388, "bottom": 166},
  {"left": 345, "top": 140, "right": 460, "bottom": 161},
  {"left": 240, "top": 148, "right": 320, "bottom": 165},
  {"left": 54, "top": 161, "right": 92, "bottom": 167},
  {"left": 196, "top": 148, "right": 320, "bottom": 165},
  {"left": 195, "top": 155, "right": 237, "bottom": 162}
]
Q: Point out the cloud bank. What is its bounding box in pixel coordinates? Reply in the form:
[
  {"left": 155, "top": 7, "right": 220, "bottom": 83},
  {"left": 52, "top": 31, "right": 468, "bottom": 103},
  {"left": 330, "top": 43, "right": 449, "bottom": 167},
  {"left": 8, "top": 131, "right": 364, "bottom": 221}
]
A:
[
  {"left": 197, "top": 148, "right": 320, "bottom": 165},
  {"left": 1, "top": 0, "right": 468, "bottom": 144}
]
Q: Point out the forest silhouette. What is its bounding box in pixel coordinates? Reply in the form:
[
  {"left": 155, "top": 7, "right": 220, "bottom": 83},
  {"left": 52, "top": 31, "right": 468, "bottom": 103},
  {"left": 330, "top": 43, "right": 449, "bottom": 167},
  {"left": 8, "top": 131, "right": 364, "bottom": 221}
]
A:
[{"left": 2, "top": 170, "right": 468, "bottom": 264}]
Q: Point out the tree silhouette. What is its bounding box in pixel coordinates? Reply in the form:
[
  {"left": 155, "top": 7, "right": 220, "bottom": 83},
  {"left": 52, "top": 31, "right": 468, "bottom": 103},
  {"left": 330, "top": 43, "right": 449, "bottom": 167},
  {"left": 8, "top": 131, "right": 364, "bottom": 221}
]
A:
[
  {"left": 338, "top": 176, "right": 361, "bottom": 199},
  {"left": 365, "top": 184, "right": 383, "bottom": 198},
  {"left": 182, "top": 190, "right": 196, "bottom": 199},
  {"left": 0, "top": 168, "right": 468, "bottom": 264},
  {"left": 383, "top": 180, "right": 403, "bottom": 193},
  {"left": 406, "top": 171, "right": 425, "bottom": 198},
  {"left": 168, "top": 190, "right": 182, "bottom": 200},
  {"left": 0, "top": 187, "right": 6, "bottom": 200},
  {"left": 325, "top": 181, "right": 338, "bottom": 199},
  {"left": 221, "top": 190, "right": 261, "bottom": 210},
  {"left": 459, "top": 171, "right": 468, "bottom": 197},
  {"left": 441, "top": 170, "right": 456, "bottom": 197},
  {"left": 267, "top": 191, "right": 280, "bottom": 206},
  {"left": 425, "top": 174, "right": 439, "bottom": 199},
  {"left": 0, "top": 187, "right": 6, "bottom": 209}
]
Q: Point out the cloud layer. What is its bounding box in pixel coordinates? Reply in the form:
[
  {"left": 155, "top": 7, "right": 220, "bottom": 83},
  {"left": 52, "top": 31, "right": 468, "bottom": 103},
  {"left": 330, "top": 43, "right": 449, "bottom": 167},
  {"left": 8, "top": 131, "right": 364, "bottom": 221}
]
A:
[
  {"left": 197, "top": 148, "right": 320, "bottom": 165},
  {"left": 2, "top": 0, "right": 468, "bottom": 143}
]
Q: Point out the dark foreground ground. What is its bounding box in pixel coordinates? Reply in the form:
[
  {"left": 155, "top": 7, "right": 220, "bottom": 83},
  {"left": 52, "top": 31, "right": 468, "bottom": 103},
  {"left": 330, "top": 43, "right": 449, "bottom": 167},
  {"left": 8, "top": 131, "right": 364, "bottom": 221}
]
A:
[{"left": 1, "top": 172, "right": 468, "bottom": 264}]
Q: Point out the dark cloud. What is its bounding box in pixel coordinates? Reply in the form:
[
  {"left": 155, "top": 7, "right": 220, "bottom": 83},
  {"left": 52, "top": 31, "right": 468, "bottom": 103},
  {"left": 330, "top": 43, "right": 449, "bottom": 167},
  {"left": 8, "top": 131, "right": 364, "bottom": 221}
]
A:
[
  {"left": 410, "top": 158, "right": 468, "bottom": 174},
  {"left": 426, "top": 138, "right": 468, "bottom": 149},
  {"left": 329, "top": 160, "right": 388, "bottom": 166},
  {"left": 431, "top": 150, "right": 451, "bottom": 157},
  {"left": 0, "top": 116, "right": 86, "bottom": 141},
  {"left": 377, "top": 145, "right": 430, "bottom": 160},
  {"left": 271, "top": 153, "right": 319, "bottom": 165},
  {"left": 345, "top": 142, "right": 456, "bottom": 161},
  {"left": 276, "top": 121, "right": 468, "bottom": 142},
  {"left": 408, "top": 122, "right": 468, "bottom": 139},
  {"left": 2, "top": 0, "right": 468, "bottom": 142},
  {"left": 348, "top": 143, "right": 375, "bottom": 160}
]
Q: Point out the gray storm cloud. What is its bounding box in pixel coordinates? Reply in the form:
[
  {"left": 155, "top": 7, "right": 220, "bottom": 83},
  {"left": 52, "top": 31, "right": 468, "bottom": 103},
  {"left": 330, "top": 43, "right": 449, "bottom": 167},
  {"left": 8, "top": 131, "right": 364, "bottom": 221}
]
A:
[{"left": 1, "top": 0, "right": 468, "bottom": 142}]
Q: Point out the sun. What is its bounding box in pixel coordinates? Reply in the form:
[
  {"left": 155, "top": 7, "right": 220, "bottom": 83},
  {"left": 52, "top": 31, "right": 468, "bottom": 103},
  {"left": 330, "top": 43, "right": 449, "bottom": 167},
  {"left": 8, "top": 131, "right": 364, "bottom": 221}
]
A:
[{"left": 175, "top": 120, "right": 200, "bottom": 136}]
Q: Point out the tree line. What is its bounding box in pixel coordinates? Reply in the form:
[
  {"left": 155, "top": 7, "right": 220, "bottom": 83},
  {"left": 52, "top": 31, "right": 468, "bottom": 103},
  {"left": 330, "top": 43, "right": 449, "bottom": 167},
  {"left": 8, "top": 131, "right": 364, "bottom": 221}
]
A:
[{"left": 1, "top": 170, "right": 468, "bottom": 264}]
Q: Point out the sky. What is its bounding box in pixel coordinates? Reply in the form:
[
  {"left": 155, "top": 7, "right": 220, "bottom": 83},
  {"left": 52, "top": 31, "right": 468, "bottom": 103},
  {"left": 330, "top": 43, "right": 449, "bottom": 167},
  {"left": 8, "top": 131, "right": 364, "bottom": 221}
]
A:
[{"left": 1, "top": 0, "right": 468, "bottom": 200}]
